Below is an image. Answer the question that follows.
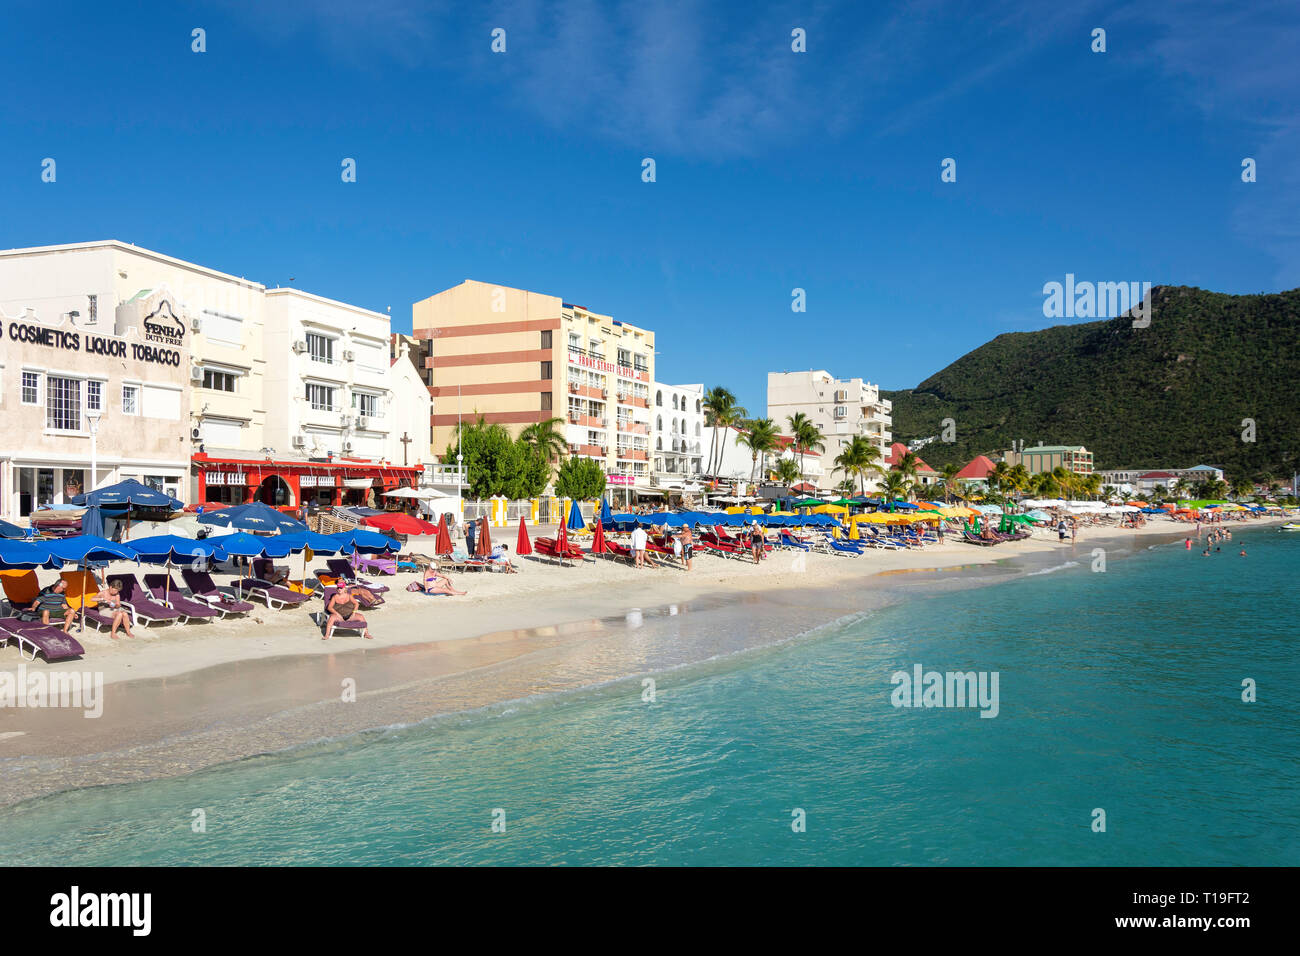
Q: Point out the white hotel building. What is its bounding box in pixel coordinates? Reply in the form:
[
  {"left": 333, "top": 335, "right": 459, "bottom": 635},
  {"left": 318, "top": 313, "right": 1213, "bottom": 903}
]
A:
[{"left": 767, "top": 370, "right": 893, "bottom": 492}]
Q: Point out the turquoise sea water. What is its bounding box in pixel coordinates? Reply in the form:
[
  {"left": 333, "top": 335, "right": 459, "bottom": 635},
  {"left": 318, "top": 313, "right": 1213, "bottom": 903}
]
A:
[{"left": 2, "top": 528, "right": 1297, "bottom": 866}]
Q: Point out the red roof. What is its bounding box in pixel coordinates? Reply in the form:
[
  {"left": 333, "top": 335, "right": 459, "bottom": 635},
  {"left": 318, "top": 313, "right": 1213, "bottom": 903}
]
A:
[
  {"left": 1138, "top": 471, "right": 1177, "bottom": 479},
  {"left": 955, "top": 455, "right": 996, "bottom": 479},
  {"left": 886, "top": 442, "right": 936, "bottom": 473}
]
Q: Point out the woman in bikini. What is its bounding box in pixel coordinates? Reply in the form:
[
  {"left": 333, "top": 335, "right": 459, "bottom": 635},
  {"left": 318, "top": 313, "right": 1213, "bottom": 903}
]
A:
[
  {"left": 96, "top": 580, "right": 137, "bottom": 640},
  {"left": 325, "top": 585, "right": 372, "bottom": 641},
  {"left": 421, "top": 569, "right": 466, "bottom": 596}
]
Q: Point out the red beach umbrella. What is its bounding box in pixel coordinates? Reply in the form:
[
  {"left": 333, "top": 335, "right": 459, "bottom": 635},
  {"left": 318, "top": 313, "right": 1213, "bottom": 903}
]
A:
[
  {"left": 364, "top": 512, "right": 438, "bottom": 536},
  {"left": 476, "top": 516, "right": 492, "bottom": 557},
  {"left": 556, "top": 519, "right": 569, "bottom": 560},
  {"left": 590, "top": 519, "right": 607, "bottom": 555},
  {"left": 435, "top": 514, "right": 453, "bottom": 555},
  {"left": 516, "top": 516, "right": 533, "bottom": 556}
]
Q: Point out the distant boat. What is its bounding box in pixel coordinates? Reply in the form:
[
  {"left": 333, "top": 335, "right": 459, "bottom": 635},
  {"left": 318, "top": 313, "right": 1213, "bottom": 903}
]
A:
[{"left": 1281, "top": 522, "right": 1300, "bottom": 531}]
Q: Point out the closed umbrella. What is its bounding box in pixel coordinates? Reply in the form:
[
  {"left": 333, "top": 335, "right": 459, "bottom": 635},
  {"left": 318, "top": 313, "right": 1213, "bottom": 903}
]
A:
[
  {"left": 434, "top": 515, "right": 453, "bottom": 556},
  {"left": 567, "top": 500, "right": 586, "bottom": 531},
  {"left": 476, "top": 517, "right": 492, "bottom": 558},
  {"left": 80, "top": 506, "right": 106, "bottom": 539},
  {"left": 590, "top": 519, "right": 607, "bottom": 556},
  {"left": 516, "top": 517, "right": 533, "bottom": 556},
  {"left": 555, "top": 519, "right": 569, "bottom": 565},
  {"left": 600, "top": 498, "right": 614, "bottom": 527}
]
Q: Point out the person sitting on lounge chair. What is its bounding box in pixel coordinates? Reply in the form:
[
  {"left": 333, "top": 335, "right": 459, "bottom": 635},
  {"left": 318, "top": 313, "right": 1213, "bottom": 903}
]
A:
[
  {"left": 96, "top": 579, "right": 137, "bottom": 640},
  {"left": 324, "top": 585, "right": 372, "bottom": 641},
  {"left": 487, "top": 544, "right": 516, "bottom": 571},
  {"left": 28, "top": 578, "right": 76, "bottom": 633},
  {"left": 261, "top": 563, "right": 290, "bottom": 586},
  {"left": 421, "top": 569, "right": 466, "bottom": 596}
]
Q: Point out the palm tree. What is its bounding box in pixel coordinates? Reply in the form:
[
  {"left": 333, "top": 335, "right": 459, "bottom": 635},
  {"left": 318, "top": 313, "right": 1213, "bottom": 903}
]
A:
[
  {"left": 703, "top": 387, "right": 747, "bottom": 477},
  {"left": 772, "top": 458, "right": 801, "bottom": 485},
  {"left": 1231, "top": 476, "right": 1254, "bottom": 500},
  {"left": 988, "top": 461, "right": 1009, "bottom": 496},
  {"left": 786, "top": 412, "right": 825, "bottom": 481},
  {"left": 894, "top": 451, "right": 921, "bottom": 500},
  {"left": 880, "top": 469, "right": 911, "bottom": 505},
  {"left": 738, "top": 418, "right": 779, "bottom": 484},
  {"left": 939, "top": 462, "right": 963, "bottom": 504},
  {"left": 518, "top": 417, "right": 567, "bottom": 463},
  {"left": 833, "top": 436, "right": 883, "bottom": 496}
]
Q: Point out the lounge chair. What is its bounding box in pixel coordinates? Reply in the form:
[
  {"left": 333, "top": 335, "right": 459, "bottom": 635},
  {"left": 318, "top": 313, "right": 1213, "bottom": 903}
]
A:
[
  {"left": 0, "top": 616, "right": 86, "bottom": 662},
  {"left": 141, "top": 574, "right": 221, "bottom": 620},
  {"left": 114, "top": 573, "right": 186, "bottom": 626},
  {"left": 59, "top": 570, "right": 131, "bottom": 632},
  {"left": 778, "top": 532, "right": 810, "bottom": 551},
  {"left": 179, "top": 568, "right": 256, "bottom": 617},
  {"left": 828, "top": 539, "right": 865, "bottom": 556},
  {"left": 960, "top": 530, "right": 999, "bottom": 547},
  {"left": 600, "top": 541, "right": 636, "bottom": 565},
  {"left": 233, "top": 575, "right": 312, "bottom": 611},
  {"left": 352, "top": 554, "right": 397, "bottom": 576},
  {"left": 314, "top": 573, "right": 384, "bottom": 608},
  {"left": 0, "top": 569, "right": 45, "bottom": 621},
  {"left": 326, "top": 559, "right": 391, "bottom": 593},
  {"left": 311, "top": 609, "right": 367, "bottom": 638}
]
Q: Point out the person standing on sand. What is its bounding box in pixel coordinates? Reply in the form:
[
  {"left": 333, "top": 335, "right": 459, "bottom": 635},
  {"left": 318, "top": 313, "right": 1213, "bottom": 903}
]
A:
[
  {"left": 630, "top": 524, "right": 648, "bottom": 568},
  {"left": 680, "top": 525, "right": 695, "bottom": 571}
]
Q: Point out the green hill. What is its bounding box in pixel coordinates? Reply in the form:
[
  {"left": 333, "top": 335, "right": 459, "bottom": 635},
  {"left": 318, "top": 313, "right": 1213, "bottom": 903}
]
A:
[{"left": 882, "top": 285, "right": 1300, "bottom": 480}]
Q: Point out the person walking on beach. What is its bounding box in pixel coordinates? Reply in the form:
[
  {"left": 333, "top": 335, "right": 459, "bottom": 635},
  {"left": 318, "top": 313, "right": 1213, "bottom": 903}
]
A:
[
  {"left": 1057, "top": 519, "right": 1068, "bottom": 542},
  {"left": 680, "top": 524, "right": 695, "bottom": 571},
  {"left": 750, "top": 521, "right": 765, "bottom": 563},
  {"left": 630, "top": 524, "right": 648, "bottom": 568},
  {"left": 1070, "top": 518, "right": 1077, "bottom": 542}
]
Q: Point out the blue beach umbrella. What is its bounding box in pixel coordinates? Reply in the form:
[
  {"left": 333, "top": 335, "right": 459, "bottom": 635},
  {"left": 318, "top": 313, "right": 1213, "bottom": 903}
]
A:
[
  {"left": 600, "top": 498, "right": 614, "bottom": 527},
  {"left": 198, "top": 502, "right": 306, "bottom": 534},
  {"left": 80, "top": 505, "right": 106, "bottom": 539},
  {"left": 71, "top": 478, "right": 182, "bottom": 510},
  {"left": 0, "top": 518, "right": 30, "bottom": 539},
  {"left": 46, "top": 535, "right": 140, "bottom": 633},
  {"left": 0, "top": 539, "right": 60, "bottom": 568},
  {"left": 129, "top": 534, "right": 231, "bottom": 601},
  {"left": 567, "top": 500, "right": 586, "bottom": 531},
  {"left": 215, "top": 532, "right": 298, "bottom": 559},
  {"left": 333, "top": 528, "right": 400, "bottom": 553}
]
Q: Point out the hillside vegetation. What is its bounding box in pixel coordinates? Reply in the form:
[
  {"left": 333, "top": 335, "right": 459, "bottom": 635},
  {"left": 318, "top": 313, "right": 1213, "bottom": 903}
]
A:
[{"left": 882, "top": 286, "right": 1300, "bottom": 479}]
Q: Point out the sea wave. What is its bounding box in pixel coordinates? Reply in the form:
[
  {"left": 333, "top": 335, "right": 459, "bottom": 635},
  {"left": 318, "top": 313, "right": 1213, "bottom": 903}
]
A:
[{"left": 1025, "top": 561, "right": 1080, "bottom": 576}]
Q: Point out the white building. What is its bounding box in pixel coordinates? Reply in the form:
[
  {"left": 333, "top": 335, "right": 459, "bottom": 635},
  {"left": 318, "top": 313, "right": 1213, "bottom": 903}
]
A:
[
  {"left": 767, "top": 370, "right": 892, "bottom": 491},
  {"left": 263, "top": 288, "right": 404, "bottom": 462},
  {"left": 652, "top": 382, "right": 706, "bottom": 484}
]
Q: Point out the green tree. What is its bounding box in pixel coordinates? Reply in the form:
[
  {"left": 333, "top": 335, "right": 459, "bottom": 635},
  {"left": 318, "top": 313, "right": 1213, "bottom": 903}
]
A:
[
  {"left": 833, "top": 436, "right": 883, "bottom": 495},
  {"left": 703, "top": 387, "right": 747, "bottom": 476},
  {"left": 739, "top": 418, "right": 779, "bottom": 483},
  {"left": 787, "top": 412, "right": 825, "bottom": 480},
  {"left": 772, "top": 457, "right": 801, "bottom": 485},
  {"left": 553, "top": 457, "right": 607, "bottom": 501}
]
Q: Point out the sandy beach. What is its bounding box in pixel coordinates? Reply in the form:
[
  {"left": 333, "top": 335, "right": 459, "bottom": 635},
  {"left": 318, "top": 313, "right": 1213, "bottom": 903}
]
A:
[{"left": 0, "top": 516, "right": 1286, "bottom": 807}]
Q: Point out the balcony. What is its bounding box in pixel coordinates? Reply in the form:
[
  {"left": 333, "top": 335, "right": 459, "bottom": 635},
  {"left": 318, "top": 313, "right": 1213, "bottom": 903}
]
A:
[
  {"left": 618, "top": 420, "right": 649, "bottom": 435},
  {"left": 617, "top": 394, "right": 650, "bottom": 408},
  {"left": 568, "top": 443, "right": 606, "bottom": 458},
  {"left": 568, "top": 413, "right": 605, "bottom": 428},
  {"left": 616, "top": 448, "right": 649, "bottom": 461}
]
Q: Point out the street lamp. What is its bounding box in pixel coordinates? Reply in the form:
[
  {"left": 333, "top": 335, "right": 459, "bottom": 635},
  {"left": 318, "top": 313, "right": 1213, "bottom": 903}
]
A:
[{"left": 86, "top": 411, "right": 102, "bottom": 492}]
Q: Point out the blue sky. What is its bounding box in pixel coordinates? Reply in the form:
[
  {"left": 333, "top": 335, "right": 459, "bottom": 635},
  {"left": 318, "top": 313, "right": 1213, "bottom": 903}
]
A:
[{"left": 2, "top": 0, "right": 1296, "bottom": 417}]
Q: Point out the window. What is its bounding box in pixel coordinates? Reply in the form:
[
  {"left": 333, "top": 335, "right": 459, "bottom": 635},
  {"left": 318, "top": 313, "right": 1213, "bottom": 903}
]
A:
[
  {"left": 21, "top": 371, "right": 40, "bottom": 405},
  {"left": 540, "top": 330, "right": 552, "bottom": 349},
  {"left": 87, "top": 380, "right": 103, "bottom": 411},
  {"left": 541, "top": 392, "right": 552, "bottom": 410},
  {"left": 306, "top": 333, "right": 334, "bottom": 364},
  {"left": 568, "top": 334, "right": 581, "bottom": 352},
  {"left": 202, "top": 369, "right": 237, "bottom": 392},
  {"left": 656, "top": 390, "right": 662, "bottom": 406},
  {"left": 352, "top": 393, "right": 380, "bottom": 418},
  {"left": 695, "top": 399, "right": 701, "bottom": 413},
  {"left": 540, "top": 361, "right": 552, "bottom": 380},
  {"left": 122, "top": 385, "right": 139, "bottom": 415},
  {"left": 306, "top": 383, "right": 336, "bottom": 410},
  {"left": 617, "top": 348, "right": 631, "bottom": 367},
  {"left": 46, "top": 376, "right": 81, "bottom": 431}
]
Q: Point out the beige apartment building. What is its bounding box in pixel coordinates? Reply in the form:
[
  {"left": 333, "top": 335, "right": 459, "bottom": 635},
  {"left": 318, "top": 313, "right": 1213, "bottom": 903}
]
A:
[
  {"left": 767, "top": 370, "right": 892, "bottom": 491},
  {"left": 413, "top": 280, "right": 655, "bottom": 486}
]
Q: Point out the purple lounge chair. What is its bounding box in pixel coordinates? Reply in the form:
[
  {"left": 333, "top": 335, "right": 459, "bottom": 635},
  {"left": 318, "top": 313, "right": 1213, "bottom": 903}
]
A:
[
  {"left": 326, "top": 559, "right": 390, "bottom": 594},
  {"left": 141, "top": 574, "right": 220, "bottom": 620},
  {"left": 0, "top": 616, "right": 86, "bottom": 662},
  {"left": 180, "top": 569, "right": 256, "bottom": 617},
  {"left": 114, "top": 573, "right": 186, "bottom": 626},
  {"left": 233, "top": 576, "right": 311, "bottom": 611}
]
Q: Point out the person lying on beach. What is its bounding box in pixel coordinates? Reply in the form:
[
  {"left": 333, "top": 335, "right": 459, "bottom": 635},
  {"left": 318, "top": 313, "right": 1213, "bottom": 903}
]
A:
[
  {"left": 420, "top": 569, "right": 466, "bottom": 596},
  {"left": 28, "top": 578, "right": 76, "bottom": 633},
  {"left": 324, "top": 585, "right": 372, "bottom": 641},
  {"left": 96, "top": 580, "right": 137, "bottom": 640}
]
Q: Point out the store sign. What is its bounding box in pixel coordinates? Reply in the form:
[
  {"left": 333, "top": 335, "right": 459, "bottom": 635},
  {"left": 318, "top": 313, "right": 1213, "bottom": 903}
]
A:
[
  {"left": 142, "top": 301, "right": 186, "bottom": 346},
  {"left": 607, "top": 475, "right": 636, "bottom": 486},
  {"left": 568, "top": 351, "right": 647, "bottom": 381},
  {"left": 4, "top": 321, "right": 182, "bottom": 367}
]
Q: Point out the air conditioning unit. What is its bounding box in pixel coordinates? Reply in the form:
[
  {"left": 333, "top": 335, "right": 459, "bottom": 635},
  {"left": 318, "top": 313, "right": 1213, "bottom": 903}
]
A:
[
  {"left": 357, "top": 416, "right": 369, "bottom": 430},
  {"left": 292, "top": 435, "right": 306, "bottom": 448},
  {"left": 343, "top": 441, "right": 354, "bottom": 453},
  {"left": 190, "top": 366, "right": 204, "bottom": 382},
  {"left": 190, "top": 427, "right": 202, "bottom": 441},
  {"left": 292, "top": 340, "right": 307, "bottom": 353},
  {"left": 191, "top": 317, "right": 202, "bottom": 332},
  {"left": 342, "top": 350, "right": 355, "bottom": 362}
]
